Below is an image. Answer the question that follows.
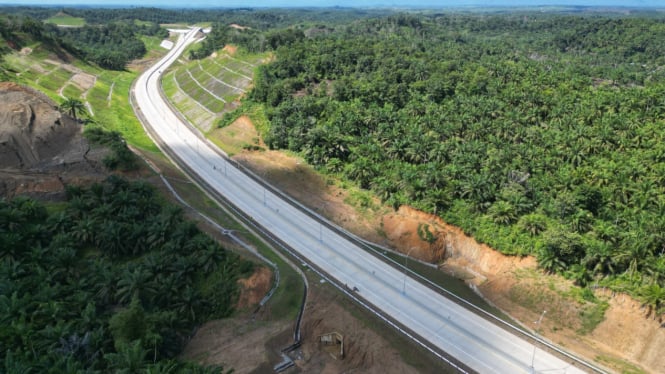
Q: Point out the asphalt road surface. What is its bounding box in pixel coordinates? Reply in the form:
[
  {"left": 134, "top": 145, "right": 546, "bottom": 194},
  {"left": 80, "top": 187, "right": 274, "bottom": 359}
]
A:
[{"left": 134, "top": 28, "right": 590, "bottom": 374}]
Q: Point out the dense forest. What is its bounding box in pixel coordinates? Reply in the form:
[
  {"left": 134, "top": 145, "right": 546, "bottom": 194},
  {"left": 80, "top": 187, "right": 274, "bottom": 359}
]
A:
[
  {"left": 226, "top": 13, "right": 665, "bottom": 314},
  {"left": 0, "top": 176, "right": 251, "bottom": 372},
  {"left": 0, "top": 14, "right": 57, "bottom": 54},
  {"left": 49, "top": 21, "right": 168, "bottom": 70}
]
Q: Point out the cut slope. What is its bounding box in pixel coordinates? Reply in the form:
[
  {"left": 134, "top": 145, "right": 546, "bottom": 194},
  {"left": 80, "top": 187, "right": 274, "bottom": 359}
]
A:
[{"left": 0, "top": 82, "right": 82, "bottom": 169}]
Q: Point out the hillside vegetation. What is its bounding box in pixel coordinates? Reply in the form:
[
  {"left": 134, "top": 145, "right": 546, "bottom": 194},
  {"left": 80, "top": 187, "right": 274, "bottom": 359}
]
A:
[
  {"left": 236, "top": 14, "right": 665, "bottom": 315},
  {"left": 1, "top": 13, "right": 167, "bottom": 70}
]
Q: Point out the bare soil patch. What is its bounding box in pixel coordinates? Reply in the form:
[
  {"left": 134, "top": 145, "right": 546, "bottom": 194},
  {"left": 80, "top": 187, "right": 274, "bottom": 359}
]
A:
[
  {"left": 295, "top": 281, "right": 425, "bottom": 374},
  {"left": 236, "top": 266, "right": 273, "bottom": 310},
  {"left": 222, "top": 45, "right": 238, "bottom": 55},
  {"left": 70, "top": 72, "right": 96, "bottom": 91},
  {"left": 229, "top": 24, "right": 249, "bottom": 31},
  {"left": 0, "top": 82, "right": 102, "bottom": 176},
  {"left": 182, "top": 316, "right": 290, "bottom": 373},
  {"left": 183, "top": 275, "right": 436, "bottom": 374}
]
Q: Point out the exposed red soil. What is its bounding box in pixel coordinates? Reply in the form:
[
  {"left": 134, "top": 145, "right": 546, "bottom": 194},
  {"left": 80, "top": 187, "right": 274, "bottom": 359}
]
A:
[{"left": 236, "top": 266, "right": 273, "bottom": 310}]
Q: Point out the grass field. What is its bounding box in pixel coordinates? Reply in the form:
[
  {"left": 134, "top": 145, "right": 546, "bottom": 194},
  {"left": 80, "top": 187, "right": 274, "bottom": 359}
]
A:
[
  {"left": 36, "top": 67, "right": 72, "bottom": 93},
  {"left": 140, "top": 35, "right": 170, "bottom": 60},
  {"left": 45, "top": 14, "right": 86, "bottom": 27},
  {"left": 62, "top": 83, "right": 84, "bottom": 99}
]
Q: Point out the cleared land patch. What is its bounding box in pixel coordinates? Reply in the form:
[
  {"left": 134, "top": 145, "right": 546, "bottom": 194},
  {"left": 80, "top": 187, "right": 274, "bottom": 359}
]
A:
[{"left": 44, "top": 13, "right": 86, "bottom": 27}]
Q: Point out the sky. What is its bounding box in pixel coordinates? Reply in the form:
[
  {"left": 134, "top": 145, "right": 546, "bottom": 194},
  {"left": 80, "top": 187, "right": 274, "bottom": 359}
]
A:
[{"left": 0, "top": 0, "right": 662, "bottom": 8}]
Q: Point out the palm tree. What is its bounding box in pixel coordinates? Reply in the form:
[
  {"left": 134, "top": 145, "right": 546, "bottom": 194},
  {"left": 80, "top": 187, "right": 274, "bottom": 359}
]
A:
[
  {"left": 59, "top": 98, "right": 87, "bottom": 122},
  {"left": 583, "top": 243, "right": 616, "bottom": 278},
  {"left": 537, "top": 246, "right": 566, "bottom": 274},
  {"left": 488, "top": 201, "right": 517, "bottom": 225},
  {"left": 46, "top": 211, "right": 73, "bottom": 235},
  {"left": 104, "top": 340, "right": 147, "bottom": 373},
  {"left": 517, "top": 213, "right": 548, "bottom": 236},
  {"left": 96, "top": 222, "right": 125, "bottom": 257},
  {"left": 116, "top": 267, "right": 155, "bottom": 305},
  {"left": 566, "top": 263, "right": 593, "bottom": 287},
  {"left": 638, "top": 283, "right": 665, "bottom": 319},
  {"left": 90, "top": 259, "right": 117, "bottom": 306},
  {"left": 173, "top": 286, "right": 203, "bottom": 323},
  {"left": 71, "top": 216, "right": 97, "bottom": 245}
]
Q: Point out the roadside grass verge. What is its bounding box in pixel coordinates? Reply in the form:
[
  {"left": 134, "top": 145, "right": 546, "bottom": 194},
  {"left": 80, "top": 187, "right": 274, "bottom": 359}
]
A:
[
  {"left": 379, "top": 248, "right": 514, "bottom": 321},
  {"left": 90, "top": 70, "right": 159, "bottom": 152},
  {"left": 162, "top": 70, "right": 209, "bottom": 125},
  {"left": 163, "top": 49, "right": 268, "bottom": 124},
  {"left": 508, "top": 268, "right": 609, "bottom": 334},
  {"left": 140, "top": 35, "right": 168, "bottom": 59},
  {"left": 595, "top": 354, "right": 646, "bottom": 374},
  {"left": 207, "top": 102, "right": 268, "bottom": 156}
]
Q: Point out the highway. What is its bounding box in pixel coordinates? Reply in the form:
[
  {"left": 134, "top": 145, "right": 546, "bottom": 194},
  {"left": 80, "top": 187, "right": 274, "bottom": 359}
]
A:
[{"left": 133, "top": 28, "right": 590, "bottom": 374}]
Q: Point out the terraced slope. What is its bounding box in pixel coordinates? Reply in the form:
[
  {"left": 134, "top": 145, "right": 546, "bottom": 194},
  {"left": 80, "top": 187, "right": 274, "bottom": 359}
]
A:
[{"left": 162, "top": 48, "right": 268, "bottom": 131}]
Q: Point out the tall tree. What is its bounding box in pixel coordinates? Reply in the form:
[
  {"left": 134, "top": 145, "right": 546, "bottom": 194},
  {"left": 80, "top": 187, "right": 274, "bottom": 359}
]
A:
[{"left": 59, "top": 98, "right": 87, "bottom": 122}]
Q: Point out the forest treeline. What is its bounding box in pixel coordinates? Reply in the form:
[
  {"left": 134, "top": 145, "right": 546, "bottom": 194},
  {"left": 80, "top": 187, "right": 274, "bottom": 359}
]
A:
[
  {"left": 51, "top": 21, "right": 168, "bottom": 70},
  {"left": 237, "top": 14, "right": 665, "bottom": 314},
  {"left": 0, "top": 176, "right": 252, "bottom": 372},
  {"left": 0, "top": 6, "right": 392, "bottom": 30}
]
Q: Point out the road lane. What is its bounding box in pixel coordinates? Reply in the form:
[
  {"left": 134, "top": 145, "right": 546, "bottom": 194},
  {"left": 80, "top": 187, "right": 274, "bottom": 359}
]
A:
[{"left": 133, "top": 28, "right": 591, "bottom": 374}]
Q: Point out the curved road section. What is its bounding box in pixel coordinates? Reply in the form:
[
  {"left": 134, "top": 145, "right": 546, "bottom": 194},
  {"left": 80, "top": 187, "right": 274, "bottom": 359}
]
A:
[{"left": 135, "top": 28, "right": 588, "bottom": 374}]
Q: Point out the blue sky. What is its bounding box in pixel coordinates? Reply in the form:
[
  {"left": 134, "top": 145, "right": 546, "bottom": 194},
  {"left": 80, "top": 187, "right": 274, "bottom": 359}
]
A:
[{"left": 0, "top": 0, "right": 662, "bottom": 8}]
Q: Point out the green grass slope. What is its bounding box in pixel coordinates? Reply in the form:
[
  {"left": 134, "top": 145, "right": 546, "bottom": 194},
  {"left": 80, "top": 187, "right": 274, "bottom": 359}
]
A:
[{"left": 161, "top": 47, "right": 268, "bottom": 132}]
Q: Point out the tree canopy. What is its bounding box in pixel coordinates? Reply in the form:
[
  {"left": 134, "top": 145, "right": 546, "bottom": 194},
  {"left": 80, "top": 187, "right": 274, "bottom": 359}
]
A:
[
  {"left": 0, "top": 176, "right": 252, "bottom": 372},
  {"left": 247, "top": 13, "right": 665, "bottom": 315}
]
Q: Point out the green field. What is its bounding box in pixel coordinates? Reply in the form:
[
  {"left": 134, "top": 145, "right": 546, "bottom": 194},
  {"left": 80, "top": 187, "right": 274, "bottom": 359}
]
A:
[
  {"left": 44, "top": 14, "right": 86, "bottom": 27},
  {"left": 61, "top": 83, "right": 84, "bottom": 99}
]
